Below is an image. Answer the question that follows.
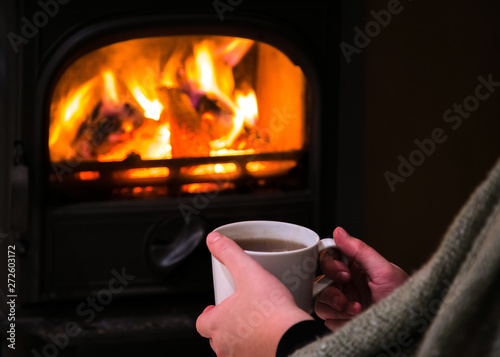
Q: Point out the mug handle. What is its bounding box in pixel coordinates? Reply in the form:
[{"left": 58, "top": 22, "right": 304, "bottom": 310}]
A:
[{"left": 312, "top": 238, "right": 350, "bottom": 297}]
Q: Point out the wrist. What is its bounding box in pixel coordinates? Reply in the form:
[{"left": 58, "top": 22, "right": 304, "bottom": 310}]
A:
[
  {"left": 276, "top": 319, "right": 331, "bottom": 357},
  {"left": 266, "top": 308, "right": 314, "bottom": 357}
]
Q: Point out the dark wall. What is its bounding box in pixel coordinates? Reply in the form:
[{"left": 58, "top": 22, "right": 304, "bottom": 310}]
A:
[{"left": 353, "top": 0, "right": 500, "bottom": 272}]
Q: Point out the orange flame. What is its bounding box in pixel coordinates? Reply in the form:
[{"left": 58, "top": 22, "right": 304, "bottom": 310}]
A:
[
  {"left": 197, "top": 45, "right": 217, "bottom": 92},
  {"left": 131, "top": 86, "right": 164, "bottom": 120},
  {"left": 236, "top": 90, "right": 258, "bottom": 125},
  {"left": 184, "top": 41, "right": 261, "bottom": 152},
  {"left": 97, "top": 122, "right": 172, "bottom": 162},
  {"left": 102, "top": 71, "right": 119, "bottom": 105},
  {"left": 49, "top": 79, "right": 96, "bottom": 157},
  {"left": 219, "top": 38, "right": 255, "bottom": 66}
]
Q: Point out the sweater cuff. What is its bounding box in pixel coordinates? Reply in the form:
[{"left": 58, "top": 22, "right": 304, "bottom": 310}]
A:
[{"left": 276, "top": 320, "right": 331, "bottom": 357}]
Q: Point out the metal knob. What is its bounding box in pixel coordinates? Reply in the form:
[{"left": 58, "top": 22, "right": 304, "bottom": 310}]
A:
[{"left": 144, "top": 215, "right": 208, "bottom": 276}]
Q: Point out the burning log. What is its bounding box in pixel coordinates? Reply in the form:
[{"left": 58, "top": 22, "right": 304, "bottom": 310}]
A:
[
  {"left": 233, "top": 124, "right": 271, "bottom": 151},
  {"left": 197, "top": 93, "right": 235, "bottom": 140},
  {"left": 158, "top": 87, "right": 212, "bottom": 157},
  {"left": 71, "top": 101, "right": 144, "bottom": 160}
]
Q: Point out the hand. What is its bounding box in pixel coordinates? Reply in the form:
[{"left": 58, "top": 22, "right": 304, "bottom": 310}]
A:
[
  {"left": 315, "top": 227, "right": 409, "bottom": 331},
  {"left": 196, "top": 232, "right": 313, "bottom": 357}
]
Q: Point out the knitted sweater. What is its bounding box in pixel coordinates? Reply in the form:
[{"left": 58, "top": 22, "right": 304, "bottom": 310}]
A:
[{"left": 292, "top": 159, "right": 500, "bottom": 357}]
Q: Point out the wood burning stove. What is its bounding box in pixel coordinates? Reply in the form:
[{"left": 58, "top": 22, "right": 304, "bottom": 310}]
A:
[{"left": 1, "top": 0, "right": 345, "bottom": 355}]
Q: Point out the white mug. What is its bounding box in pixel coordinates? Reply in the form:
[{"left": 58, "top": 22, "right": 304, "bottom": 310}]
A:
[{"left": 211, "top": 220, "right": 344, "bottom": 312}]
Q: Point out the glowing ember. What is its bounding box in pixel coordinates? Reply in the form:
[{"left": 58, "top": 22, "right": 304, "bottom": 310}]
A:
[
  {"left": 113, "top": 186, "right": 168, "bottom": 197},
  {"left": 209, "top": 148, "right": 255, "bottom": 156},
  {"left": 181, "top": 163, "right": 239, "bottom": 177},
  {"left": 246, "top": 160, "right": 297, "bottom": 177},
  {"left": 113, "top": 167, "right": 170, "bottom": 180},
  {"left": 181, "top": 182, "right": 235, "bottom": 194},
  {"left": 76, "top": 171, "right": 100, "bottom": 181}
]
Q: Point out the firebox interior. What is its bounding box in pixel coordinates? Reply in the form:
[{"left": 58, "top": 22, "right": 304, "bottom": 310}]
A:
[{"left": 48, "top": 35, "right": 309, "bottom": 202}]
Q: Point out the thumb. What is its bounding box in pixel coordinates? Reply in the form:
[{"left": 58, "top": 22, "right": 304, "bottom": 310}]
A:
[
  {"left": 333, "top": 227, "right": 391, "bottom": 279},
  {"left": 207, "top": 231, "right": 264, "bottom": 285}
]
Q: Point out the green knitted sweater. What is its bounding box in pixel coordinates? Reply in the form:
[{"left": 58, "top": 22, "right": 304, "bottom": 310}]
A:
[{"left": 292, "top": 159, "right": 500, "bottom": 357}]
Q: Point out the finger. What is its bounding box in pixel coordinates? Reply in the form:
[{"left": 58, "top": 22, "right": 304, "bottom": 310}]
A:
[
  {"left": 319, "top": 251, "right": 351, "bottom": 283},
  {"left": 324, "top": 319, "right": 350, "bottom": 331},
  {"left": 207, "top": 231, "right": 264, "bottom": 284},
  {"left": 315, "top": 301, "right": 356, "bottom": 320},
  {"left": 348, "top": 263, "right": 373, "bottom": 306},
  {"left": 345, "top": 301, "right": 363, "bottom": 315},
  {"left": 315, "top": 285, "right": 347, "bottom": 310},
  {"left": 321, "top": 246, "right": 341, "bottom": 260},
  {"left": 201, "top": 305, "right": 216, "bottom": 315},
  {"left": 333, "top": 227, "right": 392, "bottom": 280},
  {"left": 196, "top": 305, "right": 216, "bottom": 338}
]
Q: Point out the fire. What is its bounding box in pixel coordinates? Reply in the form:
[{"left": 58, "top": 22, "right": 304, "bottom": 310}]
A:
[
  {"left": 186, "top": 40, "right": 235, "bottom": 98},
  {"left": 49, "top": 35, "right": 306, "bottom": 182},
  {"left": 142, "top": 124, "right": 172, "bottom": 160},
  {"left": 220, "top": 38, "right": 255, "bottom": 66},
  {"left": 63, "top": 82, "right": 94, "bottom": 123},
  {"left": 103, "top": 71, "right": 119, "bottom": 105},
  {"left": 197, "top": 44, "right": 217, "bottom": 92},
  {"left": 130, "top": 86, "right": 164, "bottom": 120},
  {"left": 97, "top": 121, "right": 172, "bottom": 162},
  {"left": 184, "top": 41, "right": 260, "bottom": 151},
  {"left": 49, "top": 79, "right": 95, "bottom": 157},
  {"left": 236, "top": 91, "right": 258, "bottom": 126}
]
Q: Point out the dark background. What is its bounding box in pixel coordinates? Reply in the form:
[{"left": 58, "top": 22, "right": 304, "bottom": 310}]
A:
[{"left": 344, "top": 0, "right": 500, "bottom": 273}]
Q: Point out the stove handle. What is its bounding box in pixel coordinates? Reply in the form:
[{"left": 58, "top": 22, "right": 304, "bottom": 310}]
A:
[{"left": 144, "top": 215, "right": 208, "bottom": 276}]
